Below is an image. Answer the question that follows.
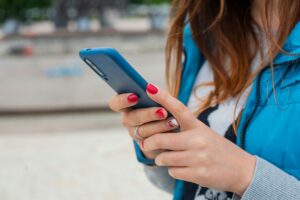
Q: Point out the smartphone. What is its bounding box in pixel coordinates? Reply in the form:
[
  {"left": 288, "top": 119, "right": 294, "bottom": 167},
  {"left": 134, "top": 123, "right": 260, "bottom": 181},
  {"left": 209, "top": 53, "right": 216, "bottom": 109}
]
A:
[{"left": 79, "top": 47, "right": 161, "bottom": 109}]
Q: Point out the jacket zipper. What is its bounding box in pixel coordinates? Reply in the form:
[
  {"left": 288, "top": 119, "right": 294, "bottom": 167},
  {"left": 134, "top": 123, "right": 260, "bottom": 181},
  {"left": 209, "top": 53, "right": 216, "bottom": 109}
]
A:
[{"left": 240, "top": 57, "right": 300, "bottom": 150}]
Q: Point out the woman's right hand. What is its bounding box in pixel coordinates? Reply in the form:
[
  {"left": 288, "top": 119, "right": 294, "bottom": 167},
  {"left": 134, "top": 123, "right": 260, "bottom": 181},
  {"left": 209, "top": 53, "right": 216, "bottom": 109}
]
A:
[{"left": 108, "top": 93, "right": 179, "bottom": 159}]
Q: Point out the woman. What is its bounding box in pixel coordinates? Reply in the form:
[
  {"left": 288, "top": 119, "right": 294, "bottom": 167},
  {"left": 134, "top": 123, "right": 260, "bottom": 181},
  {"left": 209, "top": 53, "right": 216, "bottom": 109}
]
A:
[{"left": 109, "top": 0, "right": 300, "bottom": 199}]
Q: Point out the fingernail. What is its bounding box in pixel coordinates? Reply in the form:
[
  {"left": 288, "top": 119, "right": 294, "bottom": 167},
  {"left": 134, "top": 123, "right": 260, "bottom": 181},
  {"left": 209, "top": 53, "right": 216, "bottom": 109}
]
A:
[
  {"left": 127, "top": 94, "right": 138, "bottom": 103},
  {"left": 146, "top": 84, "right": 158, "bottom": 95},
  {"left": 155, "top": 159, "right": 162, "bottom": 166},
  {"left": 167, "top": 118, "right": 179, "bottom": 128},
  {"left": 155, "top": 108, "right": 165, "bottom": 118}
]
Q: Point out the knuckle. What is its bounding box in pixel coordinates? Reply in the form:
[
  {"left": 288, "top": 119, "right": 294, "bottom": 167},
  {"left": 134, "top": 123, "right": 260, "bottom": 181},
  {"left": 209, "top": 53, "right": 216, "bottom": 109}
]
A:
[
  {"left": 152, "top": 134, "right": 163, "bottom": 148},
  {"left": 119, "top": 95, "right": 126, "bottom": 105},
  {"left": 200, "top": 152, "right": 209, "bottom": 161},
  {"left": 124, "top": 110, "right": 143, "bottom": 126},
  {"left": 196, "top": 152, "right": 208, "bottom": 164},
  {"left": 109, "top": 95, "right": 124, "bottom": 111},
  {"left": 171, "top": 154, "right": 181, "bottom": 164},
  {"left": 108, "top": 98, "right": 116, "bottom": 111},
  {"left": 160, "top": 90, "right": 169, "bottom": 101},
  {"left": 107, "top": 102, "right": 113, "bottom": 110},
  {"left": 137, "top": 125, "right": 146, "bottom": 138},
  {"left": 169, "top": 135, "right": 179, "bottom": 147},
  {"left": 127, "top": 128, "right": 134, "bottom": 138},
  {"left": 121, "top": 118, "right": 127, "bottom": 127},
  {"left": 134, "top": 114, "right": 143, "bottom": 125},
  {"left": 149, "top": 108, "right": 157, "bottom": 119},
  {"left": 142, "top": 122, "right": 165, "bottom": 138},
  {"left": 197, "top": 167, "right": 210, "bottom": 180},
  {"left": 121, "top": 113, "right": 129, "bottom": 127},
  {"left": 174, "top": 102, "right": 188, "bottom": 116},
  {"left": 163, "top": 120, "right": 171, "bottom": 129},
  {"left": 193, "top": 138, "right": 207, "bottom": 149}
]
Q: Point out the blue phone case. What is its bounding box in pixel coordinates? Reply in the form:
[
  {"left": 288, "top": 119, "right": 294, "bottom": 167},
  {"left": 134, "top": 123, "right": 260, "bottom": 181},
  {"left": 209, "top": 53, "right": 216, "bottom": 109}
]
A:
[{"left": 79, "top": 47, "right": 161, "bottom": 109}]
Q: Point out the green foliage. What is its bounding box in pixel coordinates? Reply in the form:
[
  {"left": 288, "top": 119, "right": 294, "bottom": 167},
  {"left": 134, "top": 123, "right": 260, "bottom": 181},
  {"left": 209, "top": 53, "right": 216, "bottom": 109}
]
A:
[
  {"left": 0, "top": 0, "right": 52, "bottom": 22},
  {"left": 130, "top": 0, "right": 171, "bottom": 5},
  {"left": 0, "top": 0, "right": 171, "bottom": 23}
]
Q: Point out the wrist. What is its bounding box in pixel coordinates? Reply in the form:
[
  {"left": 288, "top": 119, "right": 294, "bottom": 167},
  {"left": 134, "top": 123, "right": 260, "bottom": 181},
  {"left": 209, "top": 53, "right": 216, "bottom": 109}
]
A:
[{"left": 235, "top": 153, "right": 257, "bottom": 196}]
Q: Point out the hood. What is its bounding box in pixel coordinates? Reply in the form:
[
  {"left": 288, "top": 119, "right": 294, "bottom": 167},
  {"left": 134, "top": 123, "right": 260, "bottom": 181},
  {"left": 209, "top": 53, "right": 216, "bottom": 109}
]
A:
[{"left": 274, "top": 21, "right": 300, "bottom": 64}]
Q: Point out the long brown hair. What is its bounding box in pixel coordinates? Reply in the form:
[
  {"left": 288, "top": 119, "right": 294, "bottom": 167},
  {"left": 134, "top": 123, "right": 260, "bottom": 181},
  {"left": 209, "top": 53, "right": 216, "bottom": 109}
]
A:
[{"left": 166, "top": 0, "right": 300, "bottom": 128}]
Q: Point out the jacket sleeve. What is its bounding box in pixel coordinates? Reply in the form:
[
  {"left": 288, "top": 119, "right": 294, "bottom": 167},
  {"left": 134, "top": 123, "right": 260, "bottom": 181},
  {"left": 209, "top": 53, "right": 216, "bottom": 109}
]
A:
[
  {"left": 233, "top": 156, "right": 300, "bottom": 200},
  {"left": 133, "top": 140, "right": 176, "bottom": 193},
  {"left": 144, "top": 165, "right": 176, "bottom": 194}
]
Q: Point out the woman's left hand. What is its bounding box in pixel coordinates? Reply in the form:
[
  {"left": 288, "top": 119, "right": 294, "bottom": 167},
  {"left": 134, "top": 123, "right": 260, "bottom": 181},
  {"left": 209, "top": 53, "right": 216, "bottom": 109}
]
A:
[{"left": 142, "top": 84, "right": 256, "bottom": 196}]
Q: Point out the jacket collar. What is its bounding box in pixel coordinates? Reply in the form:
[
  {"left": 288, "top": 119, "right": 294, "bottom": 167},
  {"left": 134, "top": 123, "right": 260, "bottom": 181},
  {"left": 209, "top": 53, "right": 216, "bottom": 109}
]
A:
[
  {"left": 273, "top": 21, "right": 300, "bottom": 65},
  {"left": 178, "top": 21, "right": 300, "bottom": 105}
]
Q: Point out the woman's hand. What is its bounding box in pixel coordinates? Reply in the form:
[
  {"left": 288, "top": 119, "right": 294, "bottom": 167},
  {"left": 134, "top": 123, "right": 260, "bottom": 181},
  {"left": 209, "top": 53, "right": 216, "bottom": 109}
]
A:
[
  {"left": 108, "top": 92, "right": 179, "bottom": 159},
  {"left": 142, "top": 84, "right": 256, "bottom": 196}
]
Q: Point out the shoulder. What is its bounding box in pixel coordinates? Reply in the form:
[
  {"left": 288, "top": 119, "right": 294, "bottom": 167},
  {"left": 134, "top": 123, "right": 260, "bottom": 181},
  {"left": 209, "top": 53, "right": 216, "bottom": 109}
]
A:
[
  {"left": 183, "top": 24, "right": 198, "bottom": 51},
  {"left": 183, "top": 24, "right": 193, "bottom": 44},
  {"left": 279, "top": 60, "right": 300, "bottom": 91},
  {"left": 182, "top": 24, "right": 202, "bottom": 63},
  {"left": 263, "top": 60, "right": 300, "bottom": 106}
]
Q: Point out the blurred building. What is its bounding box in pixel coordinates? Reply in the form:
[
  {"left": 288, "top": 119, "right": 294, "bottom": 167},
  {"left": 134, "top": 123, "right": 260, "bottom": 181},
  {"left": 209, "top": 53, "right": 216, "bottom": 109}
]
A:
[{"left": 53, "top": 0, "right": 129, "bottom": 28}]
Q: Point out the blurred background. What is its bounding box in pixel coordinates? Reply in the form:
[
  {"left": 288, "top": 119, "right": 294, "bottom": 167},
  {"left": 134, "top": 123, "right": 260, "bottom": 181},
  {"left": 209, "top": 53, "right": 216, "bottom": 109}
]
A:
[{"left": 0, "top": 0, "right": 171, "bottom": 199}]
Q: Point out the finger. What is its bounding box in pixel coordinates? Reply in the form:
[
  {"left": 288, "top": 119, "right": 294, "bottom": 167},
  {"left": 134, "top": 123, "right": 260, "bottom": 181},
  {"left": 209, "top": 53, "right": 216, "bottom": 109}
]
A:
[
  {"left": 142, "top": 132, "right": 188, "bottom": 151},
  {"left": 127, "top": 127, "right": 141, "bottom": 142},
  {"left": 155, "top": 150, "right": 192, "bottom": 167},
  {"left": 129, "top": 117, "right": 179, "bottom": 139},
  {"left": 145, "top": 84, "right": 197, "bottom": 128},
  {"left": 168, "top": 167, "right": 194, "bottom": 182},
  {"left": 108, "top": 93, "right": 139, "bottom": 112},
  {"left": 122, "top": 107, "right": 168, "bottom": 127}
]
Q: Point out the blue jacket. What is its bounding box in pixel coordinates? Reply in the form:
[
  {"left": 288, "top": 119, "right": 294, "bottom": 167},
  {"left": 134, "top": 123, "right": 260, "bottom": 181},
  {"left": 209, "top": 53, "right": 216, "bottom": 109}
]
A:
[{"left": 134, "top": 21, "right": 300, "bottom": 200}]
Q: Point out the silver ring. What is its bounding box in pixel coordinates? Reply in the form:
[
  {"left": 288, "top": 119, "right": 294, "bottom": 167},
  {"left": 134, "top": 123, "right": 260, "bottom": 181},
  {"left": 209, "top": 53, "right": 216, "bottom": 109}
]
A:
[{"left": 134, "top": 126, "right": 144, "bottom": 140}]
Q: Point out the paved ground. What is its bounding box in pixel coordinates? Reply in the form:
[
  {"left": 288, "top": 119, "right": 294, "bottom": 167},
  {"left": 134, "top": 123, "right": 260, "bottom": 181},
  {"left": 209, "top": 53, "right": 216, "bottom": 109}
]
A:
[
  {"left": 0, "top": 124, "right": 171, "bottom": 200},
  {"left": 0, "top": 112, "right": 122, "bottom": 134}
]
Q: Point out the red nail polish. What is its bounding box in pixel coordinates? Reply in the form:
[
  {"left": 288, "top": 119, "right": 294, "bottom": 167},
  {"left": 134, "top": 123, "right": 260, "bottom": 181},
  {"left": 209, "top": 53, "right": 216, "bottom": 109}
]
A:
[
  {"left": 141, "top": 141, "right": 144, "bottom": 149},
  {"left": 167, "top": 118, "right": 179, "bottom": 128},
  {"left": 146, "top": 84, "right": 158, "bottom": 95},
  {"left": 127, "top": 94, "right": 138, "bottom": 103},
  {"left": 156, "top": 108, "right": 165, "bottom": 118}
]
